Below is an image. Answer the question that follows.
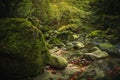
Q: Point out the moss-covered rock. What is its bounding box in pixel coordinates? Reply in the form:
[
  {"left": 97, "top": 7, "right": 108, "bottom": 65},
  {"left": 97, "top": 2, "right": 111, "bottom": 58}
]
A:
[
  {"left": 58, "top": 24, "right": 78, "bottom": 31},
  {"left": 49, "top": 54, "right": 68, "bottom": 69},
  {"left": 85, "top": 47, "right": 109, "bottom": 60},
  {"left": 0, "top": 18, "right": 50, "bottom": 79},
  {"left": 77, "top": 58, "right": 120, "bottom": 80},
  {"left": 57, "top": 31, "right": 74, "bottom": 41},
  {"left": 50, "top": 37, "right": 64, "bottom": 47},
  {"left": 87, "top": 30, "right": 105, "bottom": 38},
  {"left": 73, "top": 42, "right": 85, "bottom": 49},
  {"left": 98, "top": 43, "right": 119, "bottom": 56}
]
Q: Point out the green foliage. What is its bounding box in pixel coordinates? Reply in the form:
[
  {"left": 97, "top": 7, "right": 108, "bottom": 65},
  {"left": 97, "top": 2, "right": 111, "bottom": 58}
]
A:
[
  {"left": 28, "top": 16, "right": 41, "bottom": 27},
  {"left": 49, "top": 1, "right": 81, "bottom": 27},
  {"left": 69, "top": 19, "right": 81, "bottom": 24},
  {"left": 0, "top": 18, "right": 50, "bottom": 79},
  {"left": 67, "top": 0, "right": 92, "bottom": 24},
  {"left": 49, "top": 37, "right": 63, "bottom": 46}
]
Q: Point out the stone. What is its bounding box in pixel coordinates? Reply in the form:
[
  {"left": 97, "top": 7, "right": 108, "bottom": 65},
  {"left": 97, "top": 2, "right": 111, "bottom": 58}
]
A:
[
  {"left": 0, "top": 18, "right": 50, "bottom": 79},
  {"left": 49, "top": 54, "right": 68, "bottom": 69},
  {"left": 87, "top": 30, "right": 105, "bottom": 38},
  {"left": 84, "top": 47, "right": 109, "bottom": 59},
  {"left": 98, "top": 43, "right": 119, "bottom": 56},
  {"left": 72, "top": 34, "right": 79, "bottom": 39},
  {"left": 77, "top": 58, "right": 120, "bottom": 80},
  {"left": 73, "top": 42, "right": 85, "bottom": 49}
]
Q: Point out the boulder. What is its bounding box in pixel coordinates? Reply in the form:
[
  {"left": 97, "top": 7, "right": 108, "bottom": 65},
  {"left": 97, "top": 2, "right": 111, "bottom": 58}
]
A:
[
  {"left": 84, "top": 47, "right": 109, "bottom": 59},
  {"left": 98, "top": 43, "right": 119, "bottom": 56},
  {"left": 77, "top": 58, "right": 120, "bottom": 80},
  {"left": 57, "top": 31, "right": 73, "bottom": 41},
  {"left": 73, "top": 42, "right": 85, "bottom": 49},
  {"left": 49, "top": 54, "right": 68, "bottom": 69},
  {"left": 87, "top": 30, "right": 105, "bottom": 38},
  {"left": 0, "top": 18, "right": 50, "bottom": 79}
]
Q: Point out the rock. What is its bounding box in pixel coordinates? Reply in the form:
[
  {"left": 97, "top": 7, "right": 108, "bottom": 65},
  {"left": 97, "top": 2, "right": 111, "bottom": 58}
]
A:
[
  {"left": 67, "top": 42, "right": 73, "bottom": 46},
  {"left": 49, "top": 54, "right": 68, "bottom": 69},
  {"left": 58, "top": 24, "right": 78, "bottom": 31},
  {"left": 73, "top": 42, "right": 85, "bottom": 49},
  {"left": 62, "top": 64, "right": 82, "bottom": 76},
  {"left": 78, "top": 62, "right": 106, "bottom": 80},
  {"left": 0, "top": 18, "right": 50, "bottom": 79},
  {"left": 72, "top": 34, "right": 79, "bottom": 40},
  {"left": 77, "top": 58, "right": 120, "bottom": 80},
  {"left": 87, "top": 30, "right": 105, "bottom": 38},
  {"left": 34, "top": 70, "right": 63, "bottom": 80},
  {"left": 34, "top": 64, "right": 82, "bottom": 80},
  {"left": 57, "top": 31, "right": 73, "bottom": 41},
  {"left": 84, "top": 47, "right": 109, "bottom": 59},
  {"left": 115, "top": 43, "right": 120, "bottom": 53},
  {"left": 66, "top": 42, "right": 74, "bottom": 49},
  {"left": 98, "top": 43, "right": 119, "bottom": 56}
]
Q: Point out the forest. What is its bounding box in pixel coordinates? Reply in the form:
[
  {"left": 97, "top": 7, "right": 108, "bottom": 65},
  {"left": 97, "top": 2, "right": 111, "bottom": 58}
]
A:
[{"left": 0, "top": 0, "right": 120, "bottom": 80}]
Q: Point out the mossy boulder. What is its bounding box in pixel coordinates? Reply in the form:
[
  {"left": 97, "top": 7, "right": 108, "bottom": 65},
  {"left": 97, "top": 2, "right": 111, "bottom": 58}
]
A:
[
  {"left": 57, "top": 31, "right": 74, "bottom": 41},
  {"left": 49, "top": 54, "right": 68, "bottom": 69},
  {"left": 85, "top": 47, "right": 109, "bottom": 60},
  {"left": 73, "top": 42, "right": 85, "bottom": 49},
  {"left": 87, "top": 30, "right": 105, "bottom": 38},
  {"left": 0, "top": 0, "right": 33, "bottom": 18},
  {"left": 98, "top": 43, "right": 119, "bottom": 56},
  {"left": 0, "top": 18, "right": 50, "bottom": 79}
]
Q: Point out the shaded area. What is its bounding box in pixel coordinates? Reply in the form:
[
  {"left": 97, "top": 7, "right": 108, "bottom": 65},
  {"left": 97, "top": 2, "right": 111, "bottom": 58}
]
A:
[{"left": 0, "top": 0, "right": 120, "bottom": 80}]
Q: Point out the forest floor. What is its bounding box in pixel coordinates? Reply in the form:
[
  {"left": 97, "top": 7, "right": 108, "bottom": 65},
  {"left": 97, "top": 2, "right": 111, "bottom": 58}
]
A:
[{"left": 34, "top": 42, "right": 120, "bottom": 80}]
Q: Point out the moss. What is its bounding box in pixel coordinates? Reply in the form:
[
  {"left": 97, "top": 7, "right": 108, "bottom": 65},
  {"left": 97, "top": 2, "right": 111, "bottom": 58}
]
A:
[
  {"left": 16, "top": 0, "right": 33, "bottom": 17},
  {"left": 85, "top": 47, "right": 109, "bottom": 59},
  {"left": 49, "top": 36, "right": 65, "bottom": 47},
  {"left": 28, "top": 17, "right": 41, "bottom": 27},
  {"left": 73, "top": 42, "right": 85, "bottom": 49},
  {"left": 49, "top": 54, "right": 68, "bottom": 69},
  {"left": 56, "top": 31, "right": 74, "bottom": 41},
  {"left": 98, "top": 43, "right": 119, "bottom": 55},
  {"left": 87, "top": 30, "right": 105, "bottom": 38},
  {"left": 0, "top": 18, "right": 50, "bottom": 79},
  {"left": 58, "top": 24, "right": 78, "bottom": 31}
]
